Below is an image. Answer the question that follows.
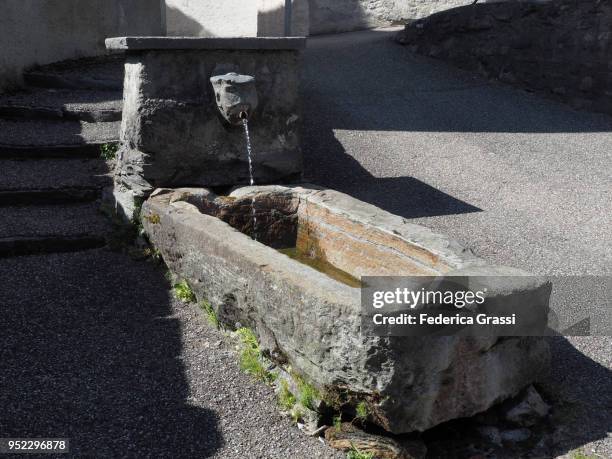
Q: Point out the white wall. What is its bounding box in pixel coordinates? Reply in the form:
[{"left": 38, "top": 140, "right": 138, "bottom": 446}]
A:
[
  {"left": 0, "top": 0, "right": 164, "bottom": 92},
  {"left": 165, "top": 0, "right": 309, "bottom": 37},
  {"left": 166, "top": 0, "right": 258, "bottom": 37}
]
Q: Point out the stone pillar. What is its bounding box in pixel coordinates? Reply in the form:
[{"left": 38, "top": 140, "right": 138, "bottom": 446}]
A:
[{"left": 105, "top": 37, "right": 306, "bottom": 221}]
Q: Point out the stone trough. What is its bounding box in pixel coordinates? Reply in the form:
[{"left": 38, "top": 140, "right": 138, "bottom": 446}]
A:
[{"left": 142, "top": 185, "right": 551, "bottom": 434}]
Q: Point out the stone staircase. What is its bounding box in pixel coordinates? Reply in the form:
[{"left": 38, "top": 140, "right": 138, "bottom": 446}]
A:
[{"left": 0, "top": 57, "right": 124, "bottom": 257}]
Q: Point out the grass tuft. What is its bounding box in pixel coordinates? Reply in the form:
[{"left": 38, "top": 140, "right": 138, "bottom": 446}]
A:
[
  {"left": 355, "top": 401, "right": 368, "bottom": 422},
  {"left": 333, "top": 414, "right": 342, "bottom": 430},
  {"left": 174, "top": 280, "right": 196, "bottom": 303},
  {"left": 236, "top": 328, "right": 274, "bottom": 383},
  {"left": 200, "top": 300, "right": 219, "bottom": 328}
]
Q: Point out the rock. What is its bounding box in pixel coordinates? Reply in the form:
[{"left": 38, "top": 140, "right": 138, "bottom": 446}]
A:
[
  {"left": 142, "top": 185, "right": 551, "bottom": 434},
  {"left": 500, "top": 428, "right": 531, "bottom": 443},
  {"left": 476, "top": 426, "right": 502, "bottom": 446},
  {"left": 503, "top": 385, "right": 550, "bottom": 427},
  {"left": 293, "top": 404, "right": 320, "bottom": 436},
  {"left": 325, "top": 423, "right": 423, "bottom": 459}
]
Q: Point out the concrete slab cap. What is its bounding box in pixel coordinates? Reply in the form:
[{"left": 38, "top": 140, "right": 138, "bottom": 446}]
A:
[{"left": 105, "top": 36, "right": 307, "bottom": 51}]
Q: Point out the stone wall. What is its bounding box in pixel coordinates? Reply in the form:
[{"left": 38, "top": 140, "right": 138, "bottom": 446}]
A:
[
  {"left": 0, "top": 0, "right": 164, "bottom": 92},
  {"left": 397, "top": 1, "right": 612, "bottom": 115},
  {"left": 308, "top": 0, "right": 467, "bottom": 35}
]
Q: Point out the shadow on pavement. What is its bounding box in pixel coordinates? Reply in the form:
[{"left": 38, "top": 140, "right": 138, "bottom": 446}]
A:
[
  {"left": 302, "top": 99, "right": 481, "bottom": 219},
  {"left": 0, "top": 250, "right": 223, "bottom": 457},
  {"left": 542, "top": 337, "right": 612, "bottom": 457}
]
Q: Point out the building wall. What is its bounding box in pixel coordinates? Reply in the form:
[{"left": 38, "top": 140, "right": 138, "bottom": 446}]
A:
[
  {"left": 164, "top": 0, "right": 472, "bottom": 38},
  {"left": 308, "top": 0, "right": 468, "bottom": 35},
  {"left": 165, "top": 0, "right": 258, "bottom": 37},
  {"left": 0, "top": 0, "right": 164, "bottom": 92},
  {"left": 257, "top": 0, "right": 310, "bottom": 37}
]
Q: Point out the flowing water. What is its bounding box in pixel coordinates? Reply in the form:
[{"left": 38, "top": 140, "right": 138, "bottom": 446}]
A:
[{"left": 242, "top": 119, "right": 257, "bottom": 240}]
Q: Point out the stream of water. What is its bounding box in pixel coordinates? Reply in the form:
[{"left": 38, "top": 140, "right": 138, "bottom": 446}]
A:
[{"left": 242, "top": 119, "right": 257, "bottom": 240}]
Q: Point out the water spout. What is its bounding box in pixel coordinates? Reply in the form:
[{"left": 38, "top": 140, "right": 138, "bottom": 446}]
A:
[{"left": 210, "top": 72, "right": 258, "bottom": 125}]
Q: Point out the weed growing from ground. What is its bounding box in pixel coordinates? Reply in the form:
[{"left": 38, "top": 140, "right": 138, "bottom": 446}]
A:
[
  {"left": 278, "top": 379, "right": 297, "bottom": 411},
  {"left": 200, "top": 300, "right": 219, "bottom": 328},
  {"left": 100, "top": 143, "right": 119, "bottom": 160},
  {"left": 333, "top": 414, "right": 342, "bottom": 430},
  {"left": 236, "top": 328, "right": 274, "bottom": 383},
  {"left": 291, "top": 373, "right": 320, "bottom": 411},
  {"left": 355, "top": 401, "right": 368, "bottom": 422},
  {"left": 174, "top": 280, "right": 196, "bottom": 303}
]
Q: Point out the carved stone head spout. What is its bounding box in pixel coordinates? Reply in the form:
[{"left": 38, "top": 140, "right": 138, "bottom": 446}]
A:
[{"left": 210, "top": 72, "right": 259, "bottom": 125}]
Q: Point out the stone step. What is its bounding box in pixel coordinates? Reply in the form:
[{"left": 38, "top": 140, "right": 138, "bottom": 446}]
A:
[
  {"left": 0, "top": 159, "right": 112, "bottom": 205},
  {"left": 0, "top": 88, "right": 122, "bottom": 122},
  {"left": 23, "top": 56, "right": 124, "bottom": 91},
  {"left": 0, "top": 203, "right": 112, "bottom": 257},
  {"left": 0, "top": 119, "right": 120, "bottom": 158}
]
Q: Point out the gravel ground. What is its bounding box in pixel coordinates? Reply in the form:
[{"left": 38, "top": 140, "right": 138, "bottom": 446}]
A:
[
  {"left": 0, "top": 249, "right": 344, "bottom": 458},
  {"left": 303, "top": 28, "right": 611, "bottom": 458}
]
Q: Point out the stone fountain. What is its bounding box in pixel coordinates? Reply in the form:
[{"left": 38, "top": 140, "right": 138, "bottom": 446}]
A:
[{"left": 106, "top": 36, "right": 550, "bottom": 435}]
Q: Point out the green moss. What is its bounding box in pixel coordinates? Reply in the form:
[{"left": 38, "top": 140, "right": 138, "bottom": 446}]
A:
[
  {"left": 144, "top": 213, "right": 161, "bottom": 225},
  {"left": 174, "top": 280, "right": 196, "bottom": 303},
  {"left": 100, "top": 143, "right": 119, "bottom": 160},
  {"left": 347, "top": 445, "right": 374, "bottom": 459},
  {"left": 200, "top": 300, "right": 219, "bottom": 328},
  {"left": 571, "top": 451, "right": 597, "bottom": 459},
  {"left": 278, "top": 379, "right": 297, "bottom": 411}
]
